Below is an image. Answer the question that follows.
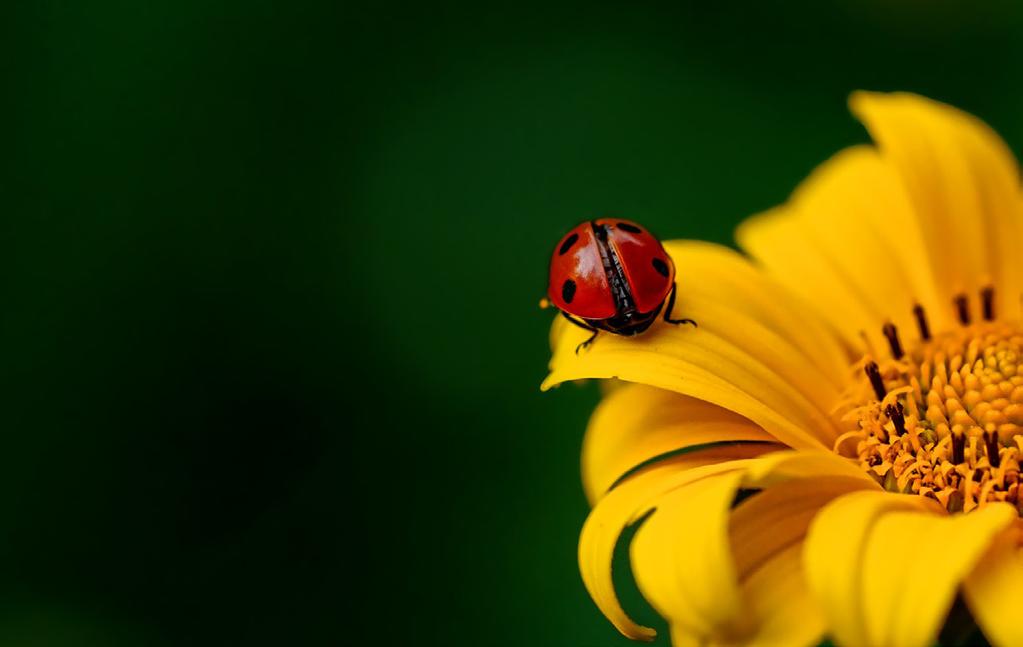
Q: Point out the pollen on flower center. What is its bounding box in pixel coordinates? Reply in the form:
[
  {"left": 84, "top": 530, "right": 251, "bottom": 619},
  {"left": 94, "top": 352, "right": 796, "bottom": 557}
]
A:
[{"left": 835, "top": 291, "right": 1023, "bottom": 514}]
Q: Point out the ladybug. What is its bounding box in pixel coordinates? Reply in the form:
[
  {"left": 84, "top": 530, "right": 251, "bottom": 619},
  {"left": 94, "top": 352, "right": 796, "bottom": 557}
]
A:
[{"left": 547, "top": 218, "right": 695, "bottom": 353}]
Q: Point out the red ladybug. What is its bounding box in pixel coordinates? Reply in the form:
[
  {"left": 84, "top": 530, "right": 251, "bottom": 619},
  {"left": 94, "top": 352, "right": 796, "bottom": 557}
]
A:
[{"left": 547, "top": 218, "right": 695, "bottom": 353}]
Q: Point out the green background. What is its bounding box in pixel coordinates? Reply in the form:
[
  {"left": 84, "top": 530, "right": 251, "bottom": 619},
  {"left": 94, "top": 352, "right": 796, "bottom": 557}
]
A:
[{"left": 4, "top": 1, "right": 1023, "bottom": 645}]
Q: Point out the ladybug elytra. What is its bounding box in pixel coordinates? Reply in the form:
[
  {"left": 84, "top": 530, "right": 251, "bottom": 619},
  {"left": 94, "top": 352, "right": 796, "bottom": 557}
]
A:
[{"left": 547, "top": 219, "right": 695, "bottom": 353}]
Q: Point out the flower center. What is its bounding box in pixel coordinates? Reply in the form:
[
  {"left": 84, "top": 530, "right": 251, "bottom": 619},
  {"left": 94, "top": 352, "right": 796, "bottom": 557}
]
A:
[{"left": 835, "top": 291, "right": 1023, "bottom": 513}]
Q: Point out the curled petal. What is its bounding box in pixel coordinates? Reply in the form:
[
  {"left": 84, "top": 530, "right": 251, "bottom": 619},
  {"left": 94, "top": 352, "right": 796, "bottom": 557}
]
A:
[
  {"left": 585, "top": 450, "right": 877, "bottom": 643},
  {"left": 583, "top": 383, "right": 776, "bottom": 504},
  {"left": 630, "top": 472, "right": 747, "bottom": 640},
  {"left": 577, "top": 460, "right": 755, "bottom": 640}
]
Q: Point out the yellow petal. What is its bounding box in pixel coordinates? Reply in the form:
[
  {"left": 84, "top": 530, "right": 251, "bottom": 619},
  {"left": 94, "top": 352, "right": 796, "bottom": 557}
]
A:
[
  {"left": 805, "top": 491, "right": 1016, "bottom": 647},
  {"left": 611, "top": 442, "right": 781, "bottom": 510},
  {"left": 629, "top": 451, "right": 875, "bottom": 645},
  {"left": 544, "top": 242, "right": 849, "bottom": 450},
  {"left": 695, "top": 543, "right": 825, "bottom": 647},
  {"left": 851, "top": 91, "right": 1023, "bottom": 326},
  {"left": 729, "top": 472, "right": 877, "bottom": 581},
  {"left": 963, "top": 522, "right": 1023, "bottom": 647},
  {"left": 742, "top": 447, "right": 878, "bottom": 487},
  {"left": 738, "top": 93, "right": 1023, "bottom": 351},
  {"left": 582, "top": 382, "right": 776, "bottom": 504},
  {"left": 670, "top": 545, "right": 828, "bottom": 647},
  {"left": 577, "top": 459, "right": 755, "bottom": 641},
  {"left": 804, "top": 492, "right": 934, "bottom": 647},
  {"left": 724, "top": 454, "right": 876, "bottom": 643},
  {"left": 861, "top": 505, "right": 1016, "bottom": 647},
  {"left": 630, "top": 472, "right": 747, "bottom": 639},
  {"left": 738, "top": 146, "right": 939, "bottom": 354},
  {"left": 663, "top": 241, "right": 851, "bottom": 389}
]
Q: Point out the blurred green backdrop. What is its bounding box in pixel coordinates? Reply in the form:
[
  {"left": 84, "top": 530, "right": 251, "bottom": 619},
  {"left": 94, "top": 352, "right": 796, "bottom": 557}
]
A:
[{"left": 4, "top": 1, "right": 1023, "bottom": 645}]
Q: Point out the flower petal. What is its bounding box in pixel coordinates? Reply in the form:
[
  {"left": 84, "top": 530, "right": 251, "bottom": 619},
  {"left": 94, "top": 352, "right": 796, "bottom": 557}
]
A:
[
  {"left": 738, "top": 92, "right": 1023, "bottom": 352},
  {"left": 582, "top": 382, "right": 776, "bottom": 504},
  {"left": 737, "top": 146, "right": 938, "bottom": 354},
  {"left": 630, "top": 472, "right": 747, "bottom": 639},
  {"left": 578, "top": 460, "right": 754, "bottom": 640},
  {"left": 851, "top": 91, "right": 1023, "bottom": 326},
  {"left": 684, "top": 543, "right": 825, "bottom": 647},
  {"left": 963, "top": 522, "right": 1023, "bottom": 647},
  {"left": 630, "top": 451, "right": 875, "bottom": 645},
  {"left": 728, "top": 473, "right": 876, "bottom": 581},
  {"left": 805, "top": 491, "right": 1016, "bottom": 647},
  {"left": 742, "top": 447, "right": 878, "bottom": 486},
  {"left": 544, "top": 242, "right": 849, "bottom": 450},
  {"left": 663, "top": 241, "right": 851, "bottom": 388}
]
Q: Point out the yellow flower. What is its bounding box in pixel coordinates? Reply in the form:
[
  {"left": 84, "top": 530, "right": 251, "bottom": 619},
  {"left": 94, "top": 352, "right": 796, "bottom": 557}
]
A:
[{"left": 542, "top": 92, "right": 1023, "bottom": 647}]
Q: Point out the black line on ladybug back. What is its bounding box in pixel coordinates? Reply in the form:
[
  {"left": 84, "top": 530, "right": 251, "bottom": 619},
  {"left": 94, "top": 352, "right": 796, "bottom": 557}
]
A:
[
  {"left": 558, "top": 233, "right": 579, "bottom": 256},
  {"left": 590, "top": 221, "right": 636, "bottom": 315},
  {"left": 652, "top": 257, "right": 670, "bottom": 277},
  {"left": 562, "top": 279, "right": 576, "bottom": 304},
  {"left": 616, "top": 222, "right": 642, "bottom": 234}
]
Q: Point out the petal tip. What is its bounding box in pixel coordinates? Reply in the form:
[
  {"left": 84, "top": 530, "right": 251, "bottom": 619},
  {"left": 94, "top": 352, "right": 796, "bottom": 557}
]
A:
[
  {"left": 847, "top": 88, "right": 872, "bottom": 112},
  {"left": 848, "top": 89, "right": 922, "bottom": 121},
  {"left": 631, "top": 627, "right": 657, "bottom": 642},
  {"left": 847, "top": 89, "right": 902, "bottom": 124}
]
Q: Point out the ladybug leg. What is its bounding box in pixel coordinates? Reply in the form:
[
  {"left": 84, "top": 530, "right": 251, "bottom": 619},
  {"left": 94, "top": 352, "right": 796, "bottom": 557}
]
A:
[
  {"left": 576, "top": 330, "right": 599, "bottom": 354},
  {"left": 663, "top": 283, "right": 697, "bottom": 327},
  {"left": 560, "top": 311, "right": 600, "bottom": 354}
]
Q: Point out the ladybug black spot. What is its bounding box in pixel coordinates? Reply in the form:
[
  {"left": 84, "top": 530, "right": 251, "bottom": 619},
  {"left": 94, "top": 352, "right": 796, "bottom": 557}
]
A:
[
  {"left": 559, "top": 233, "right": 579, "bottom": 255},
  {"left": 652, "top": 258, "right": 670, "bottom": 277},
  {"left": 617, "top": 222, "right": 642, "bottom": 234},
  {"left": 562, "top": 279, "right": 577, "bottom": 304}
]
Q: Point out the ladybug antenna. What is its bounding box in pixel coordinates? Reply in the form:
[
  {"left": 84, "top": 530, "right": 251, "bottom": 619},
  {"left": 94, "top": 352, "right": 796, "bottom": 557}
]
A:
[{"left": 539, "top": 297, "right": 551, "bottom": 310}]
